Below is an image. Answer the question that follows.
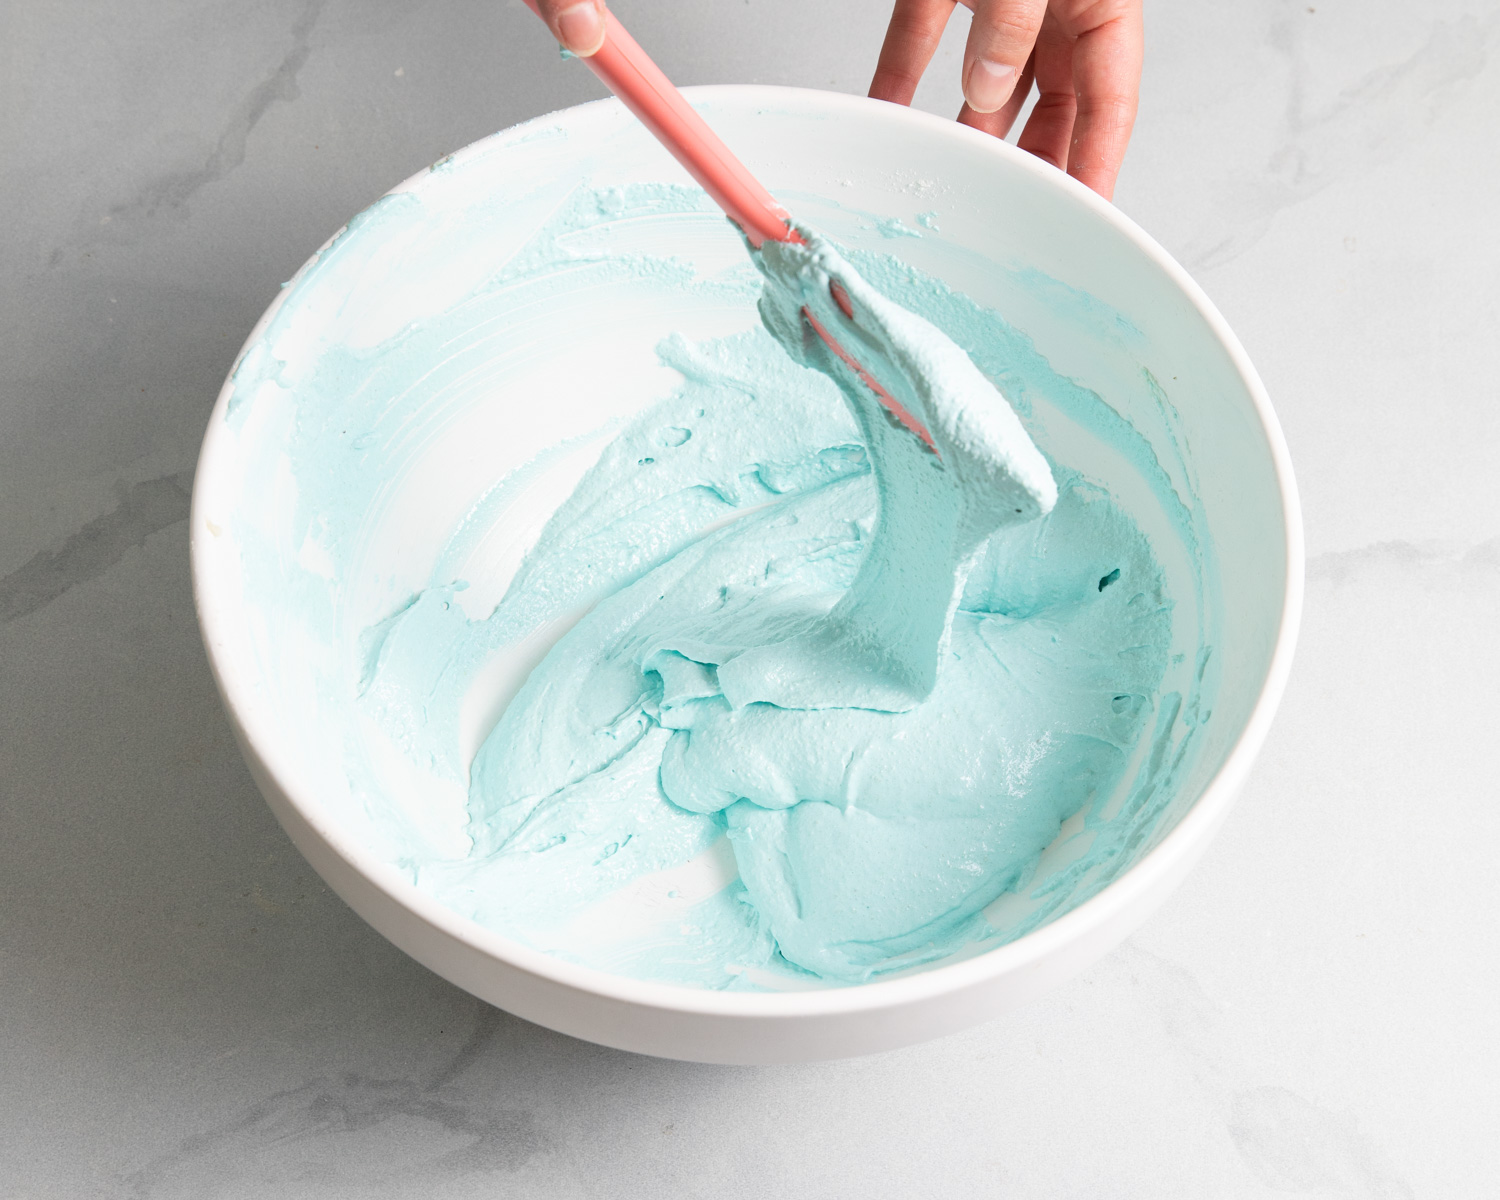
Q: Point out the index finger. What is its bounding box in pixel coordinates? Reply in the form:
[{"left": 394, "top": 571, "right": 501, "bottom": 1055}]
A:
[
  {"left": 870, "top": 0, "right": 958, "bottom": 106},
  {"left": 1064, "top": 9, "right": 1142, "bottom": 199}
]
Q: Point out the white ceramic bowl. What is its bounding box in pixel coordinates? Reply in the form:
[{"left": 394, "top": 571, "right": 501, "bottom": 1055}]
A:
[{"left": 192, "top": 86, "right": 1302, "bottom": 1063}]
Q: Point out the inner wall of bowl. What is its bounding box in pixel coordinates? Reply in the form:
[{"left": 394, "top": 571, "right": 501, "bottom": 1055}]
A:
[{"left": 203, "top": 90, "right": 1282, "bottom": 982}]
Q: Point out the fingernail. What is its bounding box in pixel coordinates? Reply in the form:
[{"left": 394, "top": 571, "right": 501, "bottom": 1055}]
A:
[
  {"left": 964, "top": 58, "right": 1017, "bottom": 114},
  {"left": 555, "top": 1, "right": 605, "bottom": 56}
]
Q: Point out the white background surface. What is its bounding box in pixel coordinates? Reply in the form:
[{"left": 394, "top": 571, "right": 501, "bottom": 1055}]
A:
[{"left": 2, "top": 1, "right": 1496, "bottom": 1195}]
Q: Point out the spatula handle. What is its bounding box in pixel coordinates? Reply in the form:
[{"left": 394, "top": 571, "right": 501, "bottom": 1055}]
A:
[{"left": 522, "top": 1, "right": 797, "bottom": 247}]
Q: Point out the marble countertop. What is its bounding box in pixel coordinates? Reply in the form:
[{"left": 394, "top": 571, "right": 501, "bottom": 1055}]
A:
[{"left": 3, "top": 0, "right": 1495, "bottom": 1195}]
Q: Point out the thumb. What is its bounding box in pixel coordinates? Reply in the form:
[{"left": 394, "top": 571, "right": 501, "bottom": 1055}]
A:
[{"left": 536, "top": 0, "right": 607, "bottom": 57}]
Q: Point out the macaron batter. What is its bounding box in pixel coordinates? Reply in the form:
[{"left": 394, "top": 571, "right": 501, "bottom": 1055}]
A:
[{"left": 224, "top": 157, "right": 1208, "bottom": 989}]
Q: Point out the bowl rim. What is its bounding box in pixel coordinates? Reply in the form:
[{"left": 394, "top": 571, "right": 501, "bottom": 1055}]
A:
[{"left": 191, "top": 83, "right": 1305, "bottom": 1019}]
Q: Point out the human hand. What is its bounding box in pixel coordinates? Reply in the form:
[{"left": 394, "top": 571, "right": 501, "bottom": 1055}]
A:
[
  {"left": 534, "top": 0, "right": 608, "bottom": 57},
  {"left": 869, "top": 0, "right": 1143, "bottom": 200}
]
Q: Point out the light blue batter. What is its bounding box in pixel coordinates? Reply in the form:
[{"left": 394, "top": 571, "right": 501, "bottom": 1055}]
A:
[
  {"left": 231, "top": 174, "right": 1195, "bottom": 989},
  {"left": 408, "top": 228, "right": 1167, "bottom": 984}
]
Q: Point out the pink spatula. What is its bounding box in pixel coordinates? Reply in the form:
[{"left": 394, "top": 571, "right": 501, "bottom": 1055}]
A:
[{"left": 520, "top": 0, "right": 937, "bottom": 449}]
